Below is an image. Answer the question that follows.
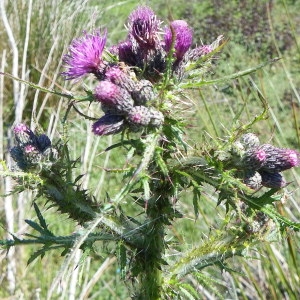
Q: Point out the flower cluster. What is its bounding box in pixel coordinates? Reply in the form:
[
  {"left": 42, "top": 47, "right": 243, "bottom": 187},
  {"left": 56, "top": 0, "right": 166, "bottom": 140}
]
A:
[
  {"left": 10, "top": 124, "right": 58, "bottom": 171},
  {"left": 62, "top": 5, "right": 222, "bottom": 136},
  {"left": 232, "top": 133, "right": 300, "bottom": 189}
]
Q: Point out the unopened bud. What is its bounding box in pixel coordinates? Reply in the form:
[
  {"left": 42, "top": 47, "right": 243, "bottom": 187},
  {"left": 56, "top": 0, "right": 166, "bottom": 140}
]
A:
[
  {"left": 95, "top": 81, "right": 134, "bottom": 114},
  {"left": 259, "top": 171, "right": 286, "bottom": 189},
  {"left": 13, "top": 123, "right": 37, "bottom": 146},
  {"left": 92, "top": 114, "right": 125, "bottom": 136}
]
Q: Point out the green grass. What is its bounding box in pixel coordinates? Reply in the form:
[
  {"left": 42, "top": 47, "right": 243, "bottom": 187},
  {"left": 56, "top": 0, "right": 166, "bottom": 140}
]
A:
[{"left": 1, "top": 0, "right": 300, "bottom": 299}]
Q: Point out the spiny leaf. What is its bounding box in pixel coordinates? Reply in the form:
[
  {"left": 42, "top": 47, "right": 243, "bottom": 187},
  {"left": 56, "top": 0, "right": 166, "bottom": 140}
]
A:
[
  {"left": 118, "top": 242, "right": 127, "bottom": 280},
  {"left": 25, "top": 219, "right": 45, "bottom": 234},
  {"left": 155, "top": 147, "right": 169, "bottom": 177},
  {"left": 33, "top": 203, "right": 52, "bottom": 234},
  {"left": 193, "top": 272, "right": 225, "bottom": 300},
  {"left": 74, "top": 174, "right": 85, "bottom": 184},
  {"left": 27, "top": 247, "right": 48, "bottom": 265},
  {"left": 192, "top": 188, "right": 201, "bottom": 219},
  {"left": 178, "top": 285, "right": 197, "bottom": 300}
]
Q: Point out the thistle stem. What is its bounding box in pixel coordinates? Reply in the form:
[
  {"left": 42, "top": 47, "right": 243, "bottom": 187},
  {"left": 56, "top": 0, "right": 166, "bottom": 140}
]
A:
[{"left": 137, "top": 202, "right": 165, "bottom": 299}]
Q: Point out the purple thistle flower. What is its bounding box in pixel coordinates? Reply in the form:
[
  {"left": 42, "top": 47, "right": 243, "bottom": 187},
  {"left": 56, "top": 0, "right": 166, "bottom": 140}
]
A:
[
  {"left": 259, "top": 171, "right": 286, "bottom": 189},
  {"left": 128, "top": 6, "right": 161, "bottom": 50},
  {"left": 92, "top": 114, "right": 125, "bottom": 136},
  {"left": 94, "top": 81, "right": 134, "bottom": 114},
  {"left": 23, "top": 144, "right": 39, "bottom": 155},
  {"left": 259, "top": 144, "right": 300, "bottom": 173},
  {"left": 62, "top": 29, "right": 107, "bottom": 80},
  {"left": 164, "top": 20, "right": 193, "bottom": 60},
  {"left": 117, "top": 40, "right": 139, "bottom": 66}
]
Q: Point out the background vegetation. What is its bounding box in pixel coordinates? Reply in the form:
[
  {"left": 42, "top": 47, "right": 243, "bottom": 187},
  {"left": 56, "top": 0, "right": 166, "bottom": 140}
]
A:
[{"left": 1, "top": 0, "right": 300, "bottom": 299}]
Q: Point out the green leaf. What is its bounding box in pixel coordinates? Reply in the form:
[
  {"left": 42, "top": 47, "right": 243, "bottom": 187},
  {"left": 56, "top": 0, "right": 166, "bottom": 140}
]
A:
[
  {"left": 178, "top": 283, "right": 198, "bottom": 300},
  {"left": 118, "top": 242, "right": 127, "bottom": 280},
  {"left": 192, "top": 188, "right": 201, "bottom": 220},
  {"left": 33, "top": 203, "right": 52, "bottom": 235},
  {"left": 179, "top": 284, "right": 197, "bottom": 300},
  {"left": 25, "top": 219, "right": 44, "bottom": 234},
  {"left": 27, "top": 247, "right": 47, "bottom": 265},
  {"left": 0, "top": 72, "right": 74, "bottom": 99},
  {"left": 180, "top": 58, "right": 281, "bottom": 89},
  {"left": 155, "top": 147, "right": 169, "bottom": 177}
]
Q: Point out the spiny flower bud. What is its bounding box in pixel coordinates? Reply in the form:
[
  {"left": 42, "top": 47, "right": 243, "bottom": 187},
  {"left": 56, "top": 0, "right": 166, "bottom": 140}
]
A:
[
  {"left": 241, "top": 147, "right": 267, "bottom": 170},
  {"left": 259, "top": 171, "right": 286, "bottom": 189},
  {"left": 10, "top": 146, "right": 27, "bottom": 170},
  {"left": 94, "top": 81, "right": 134, "bottom": 114},
  {"left": 239, "top": 133, "right": 260, "bottom": 150},
  {"left": 23, "top": 144, "right": 42, "bottom": 164},
  {"left": 259, "top": 144, "right": 300, "bottom": 173},
  {"left": 187, "top": 45, "right": 213, "bottom": 61},
  {"left": 13, "top": 123, "right": 37, "bottom": 146},
  {"left": 11, "top": 124, "right": 58, "bottom": 171},
  {"left": 127, "top": 106, "right": 152, "bottom": 126},
  {"left": 36, "top": 134, "right": 52, "bottom": 152},
  {"left": 131, "top": 79, "right": 156, "bottom": 105},
  {"left": 243, "top": 171, "right": 262, "bottom": 190},
  {"left": 92, "top": 114, "right": 125, "bottom": 136}
]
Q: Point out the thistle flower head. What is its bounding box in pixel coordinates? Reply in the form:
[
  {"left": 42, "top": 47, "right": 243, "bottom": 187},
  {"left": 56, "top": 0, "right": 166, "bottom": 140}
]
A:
[
  {"left": 243, "top": 170, "right": 262, "bottom": 190},
  {"left": 92, "top": 114, "right": 125, "bottom": 136},
  {"left": 164, "top": 20, "right": 193, "bottom": 60},
  {"left": 131, "top": 79, "right": 156, "bottom": 105},
  {"left": 239, "top": 133, "right": 260, "bottom": 150},
  {"left": 260, "top": 144, "right": 300, "bottom": 173},
  {"left": 187, "top": 45, "right": 213, "bottom": 61},
  {"left": 36, "top": 134, "right": 52, "bottom": 152},
  {"left": 24, "top": 144, "right": 38, "bottom": 153},
  {"left": 259, "top": 171, "right": 286, "bottom": 189},
  {"left": 62, "top": 29, "right": 107, "bottom": 80},
  {"left": 242, "top": 147, "right": 267, "bottom": 170},
  {"left": 128, "top": 6, "right": 161, "bottom": 50},
  {"left": 11, "top": 124, "right": 58, "bottom": 170},
  {"left": 127, "top": 106, "right": 152, "bottom": 126},
  {"left": 186, "top": 35, "right": 223, "bottom": 62},
  {"left": 13, "top": 123, "right": 37, "bottom": 146},
  {"left": 127, "top": 106, "right": 164, "bottom": 128},
  {"left": 10, "top": 146, "right": 27, "bottom": 170},
  {"left": 117, "top": 40, "right": 138, "bottom": 66},
  {"left": 94, "top": 81, "right": 134, "bottom": 113}
]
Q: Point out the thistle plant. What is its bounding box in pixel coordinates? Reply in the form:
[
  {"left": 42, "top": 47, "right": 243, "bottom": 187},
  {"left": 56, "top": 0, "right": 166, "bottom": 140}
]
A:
[{"left": 1, "top": 5, "right": 300, "bottom": 299}]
